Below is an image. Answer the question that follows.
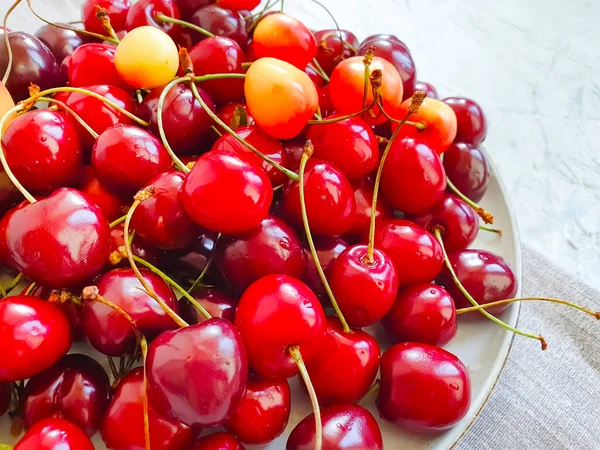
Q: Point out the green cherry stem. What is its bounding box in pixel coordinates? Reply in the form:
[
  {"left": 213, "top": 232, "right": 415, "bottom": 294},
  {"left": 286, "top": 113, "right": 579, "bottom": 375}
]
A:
[
  {"left": 433, "top": 227, "right": 547, "bottom": 350},
  {"left": 107, "top": 356, "right": 119, "bottom": 380},
  {"left": 0, "top": 281, "right": 6, "bottom": 298},
  {"left": 457, "top": 297, "right": 600, "bottom": 319},
  {"left": 306, "top": 96, "right": 379, "bottom": 125},
  {"left": 188, "top": 233, "right": 220, "bottom": 293},
  {"left": 109, "top": 214, "right": 127, "bottom": 228},
  {"left": 155, "top": 13, "right": 214, "bottom": 38},
  {"left": 24, "top": 282, "right": 37, "bottom": 296},
  {"left": 446, "top": 177, "right": 494, "bottom": 224},
  {"left": 247, "top": 0, "right": 279, "bottom": 32},
  {"left": 479, "top": 224, "right": 502, "bottom": 235},
  {"left": 361, "top": 48, "right": 374, "bottom": 115},
  {"left": 310, "top": 58, "right": 330, "bottom": 82},
  {"left": 38, "top": 97, "right": 99, "bottom": 139},
  {"left": 4, "top": 272, "right": 23, "bottom": 295}
]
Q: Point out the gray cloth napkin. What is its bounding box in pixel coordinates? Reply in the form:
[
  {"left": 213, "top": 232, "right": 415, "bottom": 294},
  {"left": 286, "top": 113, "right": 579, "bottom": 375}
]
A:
[{"left": 457, "top": 245, "right": 600, "bottom": 450}]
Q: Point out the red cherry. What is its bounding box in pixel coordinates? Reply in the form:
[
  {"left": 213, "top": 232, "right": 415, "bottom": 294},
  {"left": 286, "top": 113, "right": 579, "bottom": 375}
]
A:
[
  {"left": 218, "top": 0, "right": 259, "bottom": 10},
  {"left": 329, "top": 244, "right": 399, "bottom": 327},
  {"left": 377, "top": 342, "right": 471, "bottom": 431},
  {"left": 380, "top": 137, "right": 446, "bottom": 214},
  {"left": 1, "top": 109, "right": 83, "bottom": 194},
  {"left": 92, "top": 125, "right": 173, "bottom": 195},
  {"left": 235, "top": 274, "right": 326, "bottom": 378},
  {"left": 0, "top": 296, "right": 71, "bottom": 382},
  {"left": 287, "top": 403, "right": 383, "bottom": 450},
  {"left": 82, "top": 267, "right": 179, "bottom": 356},
  {"left": 346, "top": 177, "right": 393, "bottom": 238},
  {"left": 146, "top": 318, "right": 248, "bottom": 427},
  {"left": 307, "top": 116, "right": 379, "bottom": 180},
  {"left": 317, "top": 84, "right": 335, "bottom": 117},
  {"left": 443, "top": 97, "right": 487, "bottom": 145},
  {"left": 443, "top": 141, "right": 490, "bottom": 202},
  {"left": 3, "top": 188, "right": 110, "bottom": 288},
  {"left": 160, "top": 230, "right": 219, "bottom": 279},
  {"left": 413, "top": 81, "right": 438, "bottom": 99},
  {"left": 281, "top": 139, "right": 304, "bottom": 171},
  {"left": 78, "top": 168, "right": 123, "bottom": 222},
  {"left": 173, "top": 0, "right": 213, "bottom": 20},
  {"left": 101, "top": 367, "right": 193, "bottom": 450},
  {"left": 82, "top": 0, "right": 131, "bottom": 35},
  {"left": 313, "top": 29, "right": 359, "bottom": 76},
  {"left": 363, "top": 219, "right": 444, "bottom": 286},
  {"left": 180, "top": 286, "right": 237, "bottom": 325},
  {"left": 189, "top": 432, "right": 245, "bottom": 450},
  {"left": 282, "top": 158, "right": 356, "bottom": 237},
  {"left": 305, "top": 65, "right": 325, "bottom": 87},
  {"left": 302, "top": 236, "right": 348, "bottom": 298},
  {"left": 306, "top": 317, "right": 380, "bottom": 406},
  {"left": 382, "top": 283, "right": 457, "bottom": 346},
  {"left": 35, "top": 23, "right": 90, "bottom": 64},
  {"left": 181, "top": 150, "right": 273, "bottom": 234},
  {"left": 21, "top": 354, "right": 110, "bottom": 436},
  {"left": 68, "top": 44, "right": 128, "bottom": 89},
  {"left": 126, "top": 0, "right": 181, "bottom": 36},
  {"left": 14, "top": 418, "right": 94, "bottom": 450},
  {"left": 191, "top": 5, "right": 248, "bottom": 49},
  {"left": 225, "top": 375, "right": 291, "bottom": 445}
]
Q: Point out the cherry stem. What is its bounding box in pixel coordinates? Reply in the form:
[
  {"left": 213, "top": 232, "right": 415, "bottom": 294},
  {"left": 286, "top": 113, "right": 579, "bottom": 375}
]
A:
[
  {"left": 94, "top": 6, "right": 120, "bottom": 42},
  {"left": 247, "top": 0, "right": 279, "bottom": 32},
  {"left": 2, "top": 0, "right": 22, "bottom": 85},
  {"left": 24, "top": 282, "right": 36, "bottom": 296},
  {"left": 446, "top": 178, "right": 494, "bottom": 224},
  {"left": 479, "top": 224, "right": 502, "bottom": 235},
  {"left": 38, "top": 97, "right": 99, "bottom": 139},
  {"left": 0, "top": 444, "right": 13, "bottom": 450},
  {"left": 306, "top": 96, "right": 379, "bottom": 125},
  {"left": 289, "top": 345, "right": 322, "bottom": 450},
  {"left": 308, "top": 0, "right": 349, "bottom": 57},
  {"left": 3, "top": 272, "right": 22, "bottom": 295},
  {"left": 107, "top": 356, "right": 119, "bottom": 380},
  {"left": 310, "top": 58, "right": 330, "bottom": 82},
  {"left": 457, "top": 297, "right": 600, "bottom": 319},
  {"left": 155, "top": 13, "right": 214, "bottom": 38},
  {"left": 241, "top": 61, "right": 253, "bottom": 69},
  {"left": 298, "top": 143, "right": 351, "bottom": 334},
  {"left": 0, "top": 282, "right": 6, "bottom": 298},
  {"left": 362, "top": 48, "right": 374, "bottom": 116},
  {"left": 140, "top": 336, "right": 150, "bottom": 450},
  {"left": 359, "top": 379, "right": 380, "bottom": 404},
  {"left": 317, "top": 31, "right": 358, "bottom": 54},
  {"left": 188, "top": 233, "right": 220, "bottom": 293},
  {"left": 433, "top": 227, "right": 547, "bottom": 350},
  {"left": 109, "top": 214, "right": 127, "bottom": 228}
]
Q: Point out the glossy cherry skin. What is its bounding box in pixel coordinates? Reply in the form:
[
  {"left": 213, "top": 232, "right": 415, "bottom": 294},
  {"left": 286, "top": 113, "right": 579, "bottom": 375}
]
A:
[
  {"left": 68, "top": 44, "right": 128, "bottom": 89},
  {"left": 0, "top": 296, "right": 71, "bottom": 382},
  {"left": 219, "top": 0, "right": 259, "bottom": 10},
  {"left": 0, "top": 32, "right": 61, "bottom": 101},
  {"left": 92, "top": 125, "right": 172, "bottom": 195},
  {"left": 225, "top": 375, "right": 291, "bottom": 445},
  {"left": 217, "top": 215, "right": 305, "bottom": 292},
  {"left": 14, "top": 418, "right": 94, "bottom": 450},
  {"left": 314, "top": 29, "right": 359, "bottom": 76},
  {"left": 306, "top": 317, "right": 380, "bottom": 406},
  {"left": 380, "top": 137, "right": 447, "bottom": 214},
  {"left": 307, "top": 116, "right": 379, "bottom": 180},
  {"left": 126, "top": 0, "right": 181, "bottom": 35},
  {"left": 78, "top": 169, "right": 123, "bottom": 222},
  {"left": 138, "top": 83, "right": 215, "bottom": 155},
  {"left": 101, "top": 367, "right": 193, "bottom": 450},
  {"left": 190, "top": 432, "right": 246, "bottom": 450},
  {"left": 146, "top": 318, "right": 248, "bottom": 427},
  {"left": 82, "top": 0, "right": 131, "bottom": 35},
  {"left": 191, "top": 5, "right": 248, "bottom": 49},
  {"left": 281, "top": 139, "right": 304, "bottom": 171},
  {"left": 182, "top": 150, "right": 273, "bottom": 234},
  {"left": 437, "top": 249, "right": 518, "bottom": 315},
  {"left": 443, "top": 97, "right": 487, "bottom": 145},
  {"left": 413, "top": 81, "right": 438, "bottom": 99},
  {"left": 21, "top": 354, "right": 110, "bottom": 436},
  {"left": 443, "top": 141, "right": 490, "bottom": 202},
  {"left": 282, "top": 158, "right": 356, "bottom": 237},
  {"left": 347, "top": 177, "right": 393, "bottom": 238},
  {"left": 235, "top": 274, "right": 325, "bottom": 378},
  {"left": 160, "top": 230, "right": 218, "bottom": 279},
  {"left": 377, "top": 342, "right": 471, "bottom": 431},
  {"left": 211, "top": 124, "right": 287, "bottom": 186},
  {"left": 287, "top": 404, "right": 383, "bottom": 450},
  {"left": 3, "top": 188, "right": 110, "bottom": 288},
  {"left": 363, "top": 219, "right": 444, "bottom": 286},
  {"left": 1, "top": 109, "right": 83, "bottom": 194},
  {"left": 82, "top": 268, "right": 179, "bottom": 356},
  {"left": 180, "top": 286, "right": 237, "bottom": 325},
  {"left": 383, "top": 283, "right": 457, "bottom": 346},
  {"left": 35, "top": 24, "right": 89, "bottom": 64},
  {"left": 408, "top": 194, "right": 479, "bottom": 252},
  {"left": 302, "top": 236, "right": 349, "bottom": 298}
]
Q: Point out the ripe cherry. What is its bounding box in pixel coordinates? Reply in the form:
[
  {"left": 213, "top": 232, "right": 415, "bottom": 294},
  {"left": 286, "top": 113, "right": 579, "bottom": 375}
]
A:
[
  {"left": 161, "top": 230, "right": 219, "bottom": 279},
  {"left": 413, "top": 81, "right": 438, "bottom": 99},
  {"left": 377, "top": 342, "right": 471, "bottom": 431},
  {"left": 35, "top": 23, "right": 89, "bottom": 64},
  {"left": 146, "top": 318, "right": 248, "bottom": 427},
  {"left": 21, "top": 353, "right": 110, "bottom": 436},
  {"left": 443, "top": 141, "right": 490, "bottom": 202},
  {"left": 189, "top": 432, "right": 245, "bottom": 450},
  {"left": 181, "top": 150, "right": 273, "bottom": 234},
  {"left": 380, "top": 137, "right": 446, "bottom": 214},
  {"left": 180, "top": 286, "right": 237, "bottom": 325},
  {"left": 382, "top": 283, "right": 457, "bottom": 346},
  {"left": 287, "top": 403, "right": 383, "bottom": 450},
  {"left": 126, "top": 0, "right": 180, "bottom": 35},
  {"left": 347, "top": 177, "right": 393, "bottom": 238},
  {"left": 82, "top": 0, "right": 131, "bottom": 35},
  {"left": 0, "top": 296, "right": 71, "bottom": 382},
  {"left": 191, "top": 5, "right": 248, "bottom": 49},
  {"left": 174, "top": 0, "right": 213, "bottom": 20},
  {"left": 78, "top": 168, "right": 123, "bottom": 222},
  {"left": 14, "top": 418, "right": 94, "bottom": 450},
  {"left": 314, "top": 29, "right": 359, "bottom": 75},
  {"left": 443, "top": 97, "right": 487, "bottom": 145},
  {"left": 1, "top": 109, "right": 83, "bottom": 194},
  {"left": 302, "top": 236, "right": 349, "bottom": 298},
  {"left": 68, "top": 44, "right": 128, "bottom": 89}
]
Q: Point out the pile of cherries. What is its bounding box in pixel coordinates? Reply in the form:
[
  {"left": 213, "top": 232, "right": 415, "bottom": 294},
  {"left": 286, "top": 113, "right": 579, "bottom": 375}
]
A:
[{"left": 0, "top": 0, "right": 597, "bottom": 449}]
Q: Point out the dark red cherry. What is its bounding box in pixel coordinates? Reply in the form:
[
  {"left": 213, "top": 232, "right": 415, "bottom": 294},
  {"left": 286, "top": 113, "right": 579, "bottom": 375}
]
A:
[
  {"left": 0, "top": 296, "right": 71, "bottom": 382},
  {"left": 109, "top": 223, "right": 161, "bottom": 267},
  {"left": 382, "top": 283, "right": 457, "bottom": 346},
  {"left": 235, "top": 274, "right": 325, "bottom": 378},
  {"left": 21, "top": 354, "right": 110, "bottom": 436},
  {"left": 329, "top": 244, "right": 399, "bottom": 327},
  {"left": 173, "top": 0, "right": 214, "bottom": 21},
  {"left": 181, "top": 150, "right": 273, "bottom": 234},
  {"left": 307, "top": 116, "right": 379, "bottom": 180},
  {"left": 92, "top": 125, "right": 172, "bottom": 195},
  {"left": 189, "top": 432, "right": 245, "bottom": 450},
  {"left": 137, "top": 82, "right": 215, "bottom": 155},
  {"left": 78, "top": 168, "right": 123, "bottom": 222},
  {"left": 377, "top": 342, "right": 471, "bottom": 431},
  {"left": 1, "top": 109, "right": 83, "bottom": 194},
  {"left": 68, "top": 44, "right": 128, "bottom": 89},
  {"left": 225, "top": 375, "right": 291, "bottom": 445},
  {"left": 0, "top": 31, "right": 61, "bottom": 102},
  {"left": 380, "top": 137, "right": 446, "bottom": 214},
  {"left": 146, "top": 318, "right": 248, "bottom": 427},
  {"left": 346, "top": 176, "right": 393, "bottom": 238},
  {"left": 180, "top": 286, "right": 237, "bottom": 325},
  {"left": 211, "top": 124, "right": 287, "bottom": 186},
  {"left": 443, "top": 141, "right": 489, "bottom": 202},
  {"left": 14, "top": 418, "right": 94, "bottom": 450},
  {"left": 3, "top": 188, "right": 110, "bottom": 288},
  {"left": 306, "top": 317, "right": 380, "bottom": 406},
  {"left": 82, "top": 267, "right": 179, "bottom": 356},
  {"left": 217, "top": 215, "right": 305, "bottom": 292},
  {"left": 131, "top": 171, "right": 202, "bottom": 250},
  {"left": 313, "top": 29, "right": 359, "bottom": 76},
  {"left": 0, "top": 382, "right": 9, "bottom": 417},
  {"left": 281, "top": 139, "right": 304, "bottom": 171},
  {"left": 413, "top": 81, "right": 438, "bottom": 99},
  {"left": 35, "top": 23, "right": 89, "bottom": 64},
  {"left": 364, "top": 219, "right": 444, "bottom": 286},
  {"left": 408, "top": 193, "right": 479, "bottom": 252},
  {"left": 101, "top": 367, "right": 193, "bottom": 450},
  {"left": 437, "top": 249, "right": 518, "bottom": 315},
  {"left": 302, "top": 236, "right": 348, "bottom": 298},
  {"left": 82, "top": 0, "right": 131, "bottom": 35},
  {"left": 443, "top": 97, "right": 487, "bottom": 145},
  {"left": 189, "top": 36, "right": 246, "bottom": 105},
  {"left": 160, "top": 230, "right": 218, "bottom": 279},
  {"left": 126, "top": 0, "right": 181, "bottom": 36},
  {"left": 282, "top": 158, "right": 356, "bottom": 237},
  {"left": 191, "top": 5, "right": 248, "bottom": 49},
  {"left": 304, "top": 65, "right": 325, "bottom": 87},
  {"left": 287, "top": 403, "right": 383, "bottom": 450}
]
